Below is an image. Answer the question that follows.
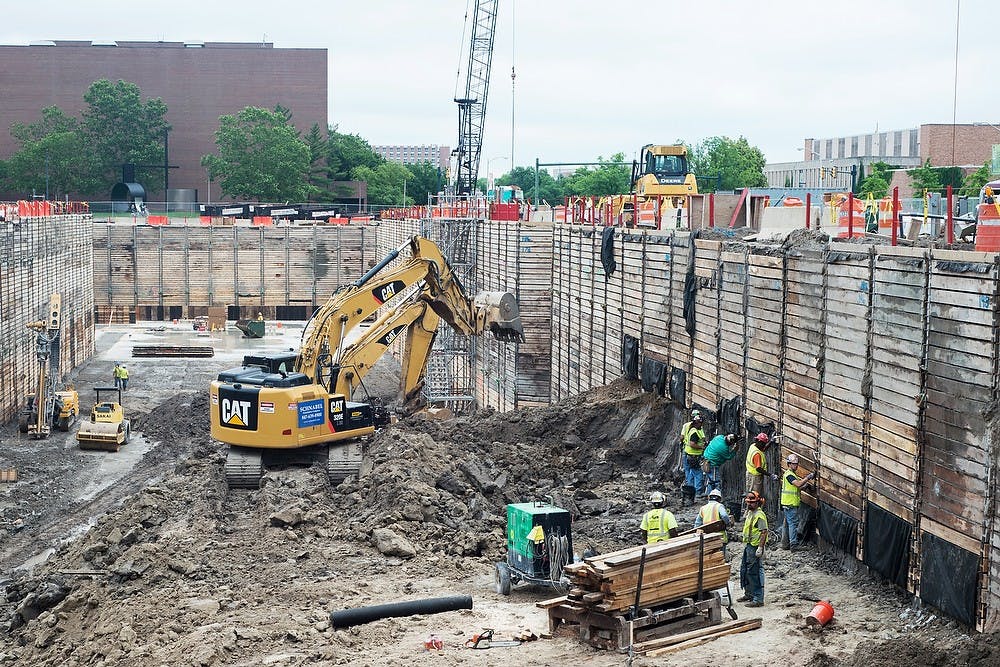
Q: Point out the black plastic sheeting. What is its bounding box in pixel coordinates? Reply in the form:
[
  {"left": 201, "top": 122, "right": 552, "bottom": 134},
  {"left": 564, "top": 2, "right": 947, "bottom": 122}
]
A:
[
  {"left": 668, "top": 367, "right": 686, "bottom": 406},
  {"left": 640, "top": 357, "right": 667, "bottom": 394},
  {"left": 817, "top": 501, "right": 858, "bottom": 554},
  {"left": 863, "top": 502, "right": 911, "bottom": 588},
  {"left": 601, "top": 226, "right": 617, "bottom": 278},
  {"left": 935, "top": 260, "right": 993, "bottom": 274},
  {"left": 920, "top": 531, "right": 979, "bottom": 627},
  {"left": 622, "top": 334, "right": 639, "bottom": 379},
  {"left": 717, "top": 396, "right": 742, "bottom": 437}
]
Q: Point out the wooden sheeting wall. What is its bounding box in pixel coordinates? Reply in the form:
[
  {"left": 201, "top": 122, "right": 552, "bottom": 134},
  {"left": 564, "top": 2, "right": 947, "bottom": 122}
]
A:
[
  {"left": 0, "top": 215, "right": 95, "bottom": 424},
  {"left": 549, "top": 226, "right": 1000, "bottom": 630},
  {"left": 93, "top": 224, "right": 375, "bottom": 316}
]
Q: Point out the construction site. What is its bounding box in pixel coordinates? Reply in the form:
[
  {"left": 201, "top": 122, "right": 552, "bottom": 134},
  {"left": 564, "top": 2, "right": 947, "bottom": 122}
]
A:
[{"left": 2, "top": 189, "right": 1000, "bottom": 666}]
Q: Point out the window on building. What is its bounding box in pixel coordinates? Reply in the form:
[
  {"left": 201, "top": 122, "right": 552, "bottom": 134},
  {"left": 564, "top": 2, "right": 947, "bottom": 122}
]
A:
[
  {"left": 894, "top": 132, "right": 902, "bottom": 157},
  {"left": 909, "top": 130, "right": 918, "bottom": 158},
  {"left": 826, "top": 139, "right": 833, "bottom": 159},
  {"left": 838, "top": 138, "right": 846, "bottom": 158},
  {"left": 851, "top": 136, "right": 859, "bottom": 157}
]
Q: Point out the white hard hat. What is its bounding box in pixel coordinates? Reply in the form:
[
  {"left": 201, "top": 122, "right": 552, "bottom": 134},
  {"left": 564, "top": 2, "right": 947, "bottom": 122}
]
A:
[
  {"left": 708, "top": 489, "right": 723, "bottom": 500},
  {"left": 649, "top": 491, "right": 665, "bottom": 504},
  {"left": 786, "top": 453, "right": 799, "bottom": 464}
]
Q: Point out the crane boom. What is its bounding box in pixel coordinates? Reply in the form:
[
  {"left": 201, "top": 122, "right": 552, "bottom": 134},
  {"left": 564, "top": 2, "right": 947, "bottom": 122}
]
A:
[{"left": 453, "top": 0, "right": 499, "bottom": 195}]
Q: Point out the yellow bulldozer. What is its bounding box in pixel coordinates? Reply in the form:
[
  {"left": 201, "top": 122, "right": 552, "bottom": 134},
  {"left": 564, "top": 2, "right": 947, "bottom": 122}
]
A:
[
  {"left": 605, "top": 144, "right": 699, "bottom": 225},
  {"left": 77, "top": 386, "right": 132, "bottom": 452}
]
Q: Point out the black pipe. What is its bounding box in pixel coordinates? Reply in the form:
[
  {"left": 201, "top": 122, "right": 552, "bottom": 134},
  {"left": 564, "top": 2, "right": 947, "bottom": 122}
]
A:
[
  {"left": 632, "top": 547, "right": 647, "bottom": 617},
  {"left": 353, "top": 248, "right": 401, "bottom": 287},
  {"left": 329, "top": 595, "right": 473, "bottom": 629}
]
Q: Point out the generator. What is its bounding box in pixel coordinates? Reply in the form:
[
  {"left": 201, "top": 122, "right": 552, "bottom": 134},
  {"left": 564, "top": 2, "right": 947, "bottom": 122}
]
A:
[{"left": 496, "top": 500, "right": 573, "bottom": 595}]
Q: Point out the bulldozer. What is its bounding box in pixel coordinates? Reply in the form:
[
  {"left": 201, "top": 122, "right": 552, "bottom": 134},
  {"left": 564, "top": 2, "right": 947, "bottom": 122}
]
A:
[
  {"left": 77, "top": 386, "right": 132, "bottom": 452},
  {"left": 605, "top": 144, "right": 699, "bottom": 225}
]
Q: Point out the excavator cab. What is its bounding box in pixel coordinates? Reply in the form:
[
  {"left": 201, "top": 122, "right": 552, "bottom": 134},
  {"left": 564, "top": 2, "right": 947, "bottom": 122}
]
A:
[{"left": 77, "top": 386, "right": 131, "bottom": 452}]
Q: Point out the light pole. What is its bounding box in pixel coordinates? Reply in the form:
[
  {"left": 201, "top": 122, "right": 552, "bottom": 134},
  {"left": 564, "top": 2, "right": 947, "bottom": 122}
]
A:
[
  {"left": 487, "top": 156, "right": 508, "bottom": 194},
  {"left": 798, "top": 147, "right": 824, "bottom": 187}
]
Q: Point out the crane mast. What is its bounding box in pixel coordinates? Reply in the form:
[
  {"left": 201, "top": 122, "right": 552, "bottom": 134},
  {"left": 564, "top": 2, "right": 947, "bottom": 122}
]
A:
[{"left": 453, "top": 0, "right": 499, "bottom": 196}]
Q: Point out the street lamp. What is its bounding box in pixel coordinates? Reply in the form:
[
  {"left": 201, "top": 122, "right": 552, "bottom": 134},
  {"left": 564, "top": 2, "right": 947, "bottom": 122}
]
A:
[{"left": 487, "top": 156, "right": 508, "bottom": 193}]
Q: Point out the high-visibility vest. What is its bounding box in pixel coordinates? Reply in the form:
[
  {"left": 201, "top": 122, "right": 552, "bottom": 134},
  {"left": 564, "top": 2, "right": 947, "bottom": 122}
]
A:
[
  {"left": 681, "top": 421, "right": 706, "bottom": 456},
  {"left": 641, "top": 508, "right": 677, "bottom": 543},
  {"left": 742, "top": 508, "right": 768, "bottom": 547},
  {"left": 698, "top": 501, "right": 728, "bottom": 543},
  {"left": 120, "top": 367, "right": 129, "bottom": 379},
  {"left": 745, "top": 444, "right": 766, "bottom": 475},
  {"left": 781, "top": 469, "right": 802, "bottom": 508}
]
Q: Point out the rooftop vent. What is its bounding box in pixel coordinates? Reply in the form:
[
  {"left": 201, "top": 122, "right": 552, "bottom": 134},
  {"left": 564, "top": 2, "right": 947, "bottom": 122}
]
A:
[
  {"left": 91, "top": 40, "right": 118, "bottom": 47},
  {"left": 29, "top": 40, "right": 56, "bottom": 46}
]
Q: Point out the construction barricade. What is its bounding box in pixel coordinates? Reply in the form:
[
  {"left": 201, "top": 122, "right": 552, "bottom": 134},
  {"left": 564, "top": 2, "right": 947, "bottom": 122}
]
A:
[
  {"left": 834, "top": 195, "right": 866, "bottom": 238},
  {"left": 976, "top": 200, "right": 1000, "bottom": 251}
]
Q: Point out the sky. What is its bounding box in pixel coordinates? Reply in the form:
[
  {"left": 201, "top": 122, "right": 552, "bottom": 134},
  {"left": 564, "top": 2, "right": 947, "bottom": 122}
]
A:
[{"left": 1, "top": 0, "right": 995, "bottom": 173}]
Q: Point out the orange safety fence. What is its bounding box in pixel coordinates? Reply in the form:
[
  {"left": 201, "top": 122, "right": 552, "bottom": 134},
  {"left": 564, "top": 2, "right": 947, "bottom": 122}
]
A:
[
  {"left": 251, "top": 216, "right": 273, "bottom": 226},
  {"left": 11, "top": 200, "right": 91, "bottom": 218}
]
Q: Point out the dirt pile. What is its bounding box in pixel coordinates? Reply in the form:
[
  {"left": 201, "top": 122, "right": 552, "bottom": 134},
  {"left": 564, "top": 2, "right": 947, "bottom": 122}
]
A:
[{"left": 1, "top": 381, "right": 683, "bottom": 666}]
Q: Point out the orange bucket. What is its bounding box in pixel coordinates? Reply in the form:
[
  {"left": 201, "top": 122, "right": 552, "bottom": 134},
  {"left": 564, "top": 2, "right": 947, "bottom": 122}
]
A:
[{"left": 806, "top": 600, "right": 834, "bottom": 627}]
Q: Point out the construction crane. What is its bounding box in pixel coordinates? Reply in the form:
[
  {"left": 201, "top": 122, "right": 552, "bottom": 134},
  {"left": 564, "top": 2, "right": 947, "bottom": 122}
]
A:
[{"left": 452, "top": 0, "right": 499, "bottom": 195}]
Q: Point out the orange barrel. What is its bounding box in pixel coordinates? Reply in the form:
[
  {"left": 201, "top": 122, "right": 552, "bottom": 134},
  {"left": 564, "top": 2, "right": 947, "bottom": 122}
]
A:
[
  {"left": 976, "top": 202, "right": 1000, "bottom": 251},
  {"left": 806, "top": 600, "right": 834, "bottom": 627}
]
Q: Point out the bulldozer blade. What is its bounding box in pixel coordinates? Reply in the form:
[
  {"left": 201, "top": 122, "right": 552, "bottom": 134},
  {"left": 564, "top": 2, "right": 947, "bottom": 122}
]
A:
[{"left": 474, "top": 291, "right": 525, "bottom": 342}]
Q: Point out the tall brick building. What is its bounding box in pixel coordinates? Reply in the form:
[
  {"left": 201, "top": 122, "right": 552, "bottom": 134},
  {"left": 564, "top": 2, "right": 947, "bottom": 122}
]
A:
[
  {"left": 0, "top": 40, "right": 327, "bottom": 199},
  {"left": 765, "top": 124, "right": 999, "bottom": 196}
]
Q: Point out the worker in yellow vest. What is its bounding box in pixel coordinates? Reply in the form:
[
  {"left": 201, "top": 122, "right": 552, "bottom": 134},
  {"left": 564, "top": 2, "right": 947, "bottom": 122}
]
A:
[
  {"left": 118, "top": 364, "right": 129, "bottom": 391},
  {"left": 640, "top": 491, "right": 678, "bottom": 543},
  {"left": 680, "top": 411, "right": 706, "bottom": 507},
  {"left": 737, "top": 491, "right": 768, "bottom": 607},
  {"left": 745, "top": 432, "right": 777, "bottom": 497},
  {"left": 694, "top": 488, "right": 733, "bottom": 558},
  {"left": 780, "top": 453, "right": 816, "bottom": 551}
]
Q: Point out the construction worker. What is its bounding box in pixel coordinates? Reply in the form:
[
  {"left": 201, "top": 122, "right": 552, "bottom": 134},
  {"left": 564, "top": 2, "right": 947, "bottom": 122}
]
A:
[
  {"left": 701, "top": 433, "right": 738, "bottom": 496},
  {"left": 745, "top": 432, "right": 777, "bottom": 497},
  {"left": 780, "top": 453, "right": 816, "bottom": 551},
  {"left": 679, "top": 411, "right": 706, "bottom": 506},
  {"left": 694, "top": 488, "right": 733, "bottom": 558},
  {"left": 119, "top": 364, "right": 129, "bottom": 391},
  {"left": 738, "top": 491, "right": 768, "bottom": 607},
  {"left": 113, "top": 362, "right": 122, "bottom": 389},
  {"left": 640, "top": 491, "right": 678, "bottom": 543}
]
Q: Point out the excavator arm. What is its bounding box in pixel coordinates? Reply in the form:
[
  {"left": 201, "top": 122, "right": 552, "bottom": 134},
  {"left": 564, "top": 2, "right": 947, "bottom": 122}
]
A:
[{"left": 297, "top": 235, "right": 522, "bottom": 387}]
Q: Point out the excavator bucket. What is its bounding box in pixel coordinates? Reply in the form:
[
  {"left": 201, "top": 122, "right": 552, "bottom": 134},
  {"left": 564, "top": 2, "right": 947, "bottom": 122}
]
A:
[
  {"left": 77, "top": 421, "right": 125, "bottom": 452},
  {"left": 474, "top": 292, "right": 525, "bottom": 342}
]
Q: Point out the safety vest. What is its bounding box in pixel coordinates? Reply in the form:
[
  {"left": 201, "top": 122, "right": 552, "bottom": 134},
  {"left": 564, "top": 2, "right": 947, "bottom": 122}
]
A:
[
  {"left": 745, "top": 444, "right": 766, "bottom": 475},
  {"left": 742, "top": 508, "right": 768, "bottom": 547},
  {"left": 781, "top": 470, "right": 802, "bottom": 508},
  {"left": 681, "top": 421, "right": 706, "bottom": 456},
  {"left": 641, "top": 508, "right": 677, "bottom": 543},
  {"left": 120, "top": 367, "right": 129, "bottom": 379},
  {"left": 698, "top": 501, "right": 728, "bottom": 543}
]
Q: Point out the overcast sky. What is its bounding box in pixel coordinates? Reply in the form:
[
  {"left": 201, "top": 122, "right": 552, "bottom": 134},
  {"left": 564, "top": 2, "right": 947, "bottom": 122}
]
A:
[{"left": 1, "top": 0, "right": 994, "bottom": 172}]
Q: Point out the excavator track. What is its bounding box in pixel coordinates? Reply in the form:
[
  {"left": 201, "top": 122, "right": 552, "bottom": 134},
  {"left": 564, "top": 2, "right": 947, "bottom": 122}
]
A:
[
  {"left": 327, "top": 442, "right": 364, "bottom": 485},
  {"left": 225, "top": 446, "right": 264, "bottom": 489}
]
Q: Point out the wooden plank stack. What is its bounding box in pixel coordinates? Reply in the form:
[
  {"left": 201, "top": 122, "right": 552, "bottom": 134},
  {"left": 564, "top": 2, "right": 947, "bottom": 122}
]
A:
[{"left": 560, "top": 533, "right": 728, "bottom": 613}]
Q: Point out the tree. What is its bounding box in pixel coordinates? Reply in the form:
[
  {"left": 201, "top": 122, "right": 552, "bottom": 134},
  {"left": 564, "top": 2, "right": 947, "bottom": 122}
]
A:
[
  {"left": 201, "top": 106, "right": 311, "bottom": 201},
  {"left": 498, "top": 166, "right": 562, "bottom": 204},
  {"left": 689, "top": 136, "right": 766, "bottom": 192},
  {"left": 328, "top": 129, "right": 384, "bottom": 181},
  {"left": 303, "top": 123, "right": 330, "bottom": 201},
  {"left": 82, "top": 79, "right": 170, "bottom": 196},
  {"left": 351, "top": 161, "right": 413, "bottom": 206},
  {"left": 859, "top": 175, "right": 889, "bottom": 199},
  {"left": 908, "top": 159, "right": 942, "bottom": 195},
  {"left": 960, "top": 161, "right": 993, "bottom": 197},
  {"left": 560, "top": 154, "right": 630, "bottom": 197},
  {"left": 3, "top": 106, "right": 92, "bottom": 197},
  {"left": 405, "top": 160, "right": 443, "bottom": 204}
]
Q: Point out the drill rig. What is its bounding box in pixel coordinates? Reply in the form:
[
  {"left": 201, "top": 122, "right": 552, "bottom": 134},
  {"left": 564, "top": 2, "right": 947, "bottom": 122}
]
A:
[
  {"left": 18, "top": 294, "right": 80, "bottom": 438},
  {"left": 210, "top": 235, "right": 523, "bottom": 489}
]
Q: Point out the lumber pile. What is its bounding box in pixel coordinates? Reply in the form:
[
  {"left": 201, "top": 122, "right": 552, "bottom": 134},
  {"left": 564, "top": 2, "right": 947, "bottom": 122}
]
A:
[
  {"left": 131, "top": 345, "right": 215, "bottom": 358},
  {"left": 561, "top": 533, "right": 728, "bottom": 613},
  {"left": 634, "top": 618, "right": 762, "bottom": 656}
]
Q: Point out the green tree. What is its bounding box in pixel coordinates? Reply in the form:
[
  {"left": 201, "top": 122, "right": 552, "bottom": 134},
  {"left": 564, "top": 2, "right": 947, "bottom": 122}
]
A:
[
  {"left": 405, "top": 160, "right": 443, "bottom": 205},
  {"left": 3, "top": 106, "right": 92, "bottom": 197},
  {"left": 303, "top": 123, "right": 331, "bottom": 201},
  {"left": 201, "top": 106, "right": 311, "bottom": 201},
  {"left": 689, "top": 136, "right": 766, "bottom": 192},
  {"left": 859, "top": 175, "right": 889, "bottom": 199},
  {"left": 561, "top": 154, "right": 630, "bottom": 197},
  {"left": 960, "top": 161, "right": 993, "bottom": 197},
  {"left": 82, "top": 79, "right": 170, "bottom": 196},
  {"left": 352, "top": 161, "right": 413, "bottom": 206},
  {"left": 328, "top": 129, "right": 384, "bottom": 181},
  {"left": 908, "top": 159, "right": 943, "bottom": 195},
  {"left": 499, "top": 166, "right": 562, "bottom": 204}
]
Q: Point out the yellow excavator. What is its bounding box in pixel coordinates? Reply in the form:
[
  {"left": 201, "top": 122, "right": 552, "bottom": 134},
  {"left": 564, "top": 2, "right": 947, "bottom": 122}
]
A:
[
  {"left": 77, "top": 387, "right": 131, "bottom": 452},
  {"left": 18, "top": 294, "right": 80, "bottom": 438},
  {"left": 210, "top": 235, "right": 524, "bottom": 489}
]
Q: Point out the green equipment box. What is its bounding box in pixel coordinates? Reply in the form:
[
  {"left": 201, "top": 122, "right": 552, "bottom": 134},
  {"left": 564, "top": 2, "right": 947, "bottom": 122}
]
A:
[{"left": 506, "top": 502, "right": 572, "bottom": 579}]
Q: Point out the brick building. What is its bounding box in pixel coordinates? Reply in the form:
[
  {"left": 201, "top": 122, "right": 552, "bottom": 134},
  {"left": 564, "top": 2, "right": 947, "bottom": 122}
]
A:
[
  {"left": 765, "top": 124, "right": 999, "bottom": 196},
  {"left": 0, "top": 40, "right": 327, "bottom": 200}
]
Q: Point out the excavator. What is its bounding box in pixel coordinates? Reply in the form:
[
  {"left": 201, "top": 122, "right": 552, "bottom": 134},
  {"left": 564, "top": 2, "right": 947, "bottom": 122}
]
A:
[
  {"left": 605, "top": 144, "right": 699, "bottom": 224},
  {"left": 210, "top": 235, "right": 524, "bottom": 489},
  {"left": 17, "top": 294, "right": 80, "bottom": 438}
]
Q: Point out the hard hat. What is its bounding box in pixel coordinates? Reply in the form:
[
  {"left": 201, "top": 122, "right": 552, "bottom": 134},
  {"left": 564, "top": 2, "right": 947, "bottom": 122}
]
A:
[
  {"left": 786, "top": 453, "right": 799, "bottom": 464},
  {"left": 745, "top": 491, "right": 762, "bottom": 504},
  {"left": 755, "top": 433, "right": 770, "bottom": 444},
  {"left": 691, "top": 409, "right": 701, "bottom": 418},
  {"left": 649, "top": 491, "right": 665, "bottom": 504},
  {"left": 708, "top": 489, "right": 723, "bottom": 500}
]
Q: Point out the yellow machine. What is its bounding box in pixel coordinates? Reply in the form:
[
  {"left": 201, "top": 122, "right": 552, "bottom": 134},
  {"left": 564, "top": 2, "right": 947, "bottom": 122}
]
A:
[
  {"left": 210, "top": 235, "right": 524, "bottom": 489},
  {"left": 606, "top": 144, "right": 699, "bottom": 223},
  {"left": 17, "top": 294, "right": 81, "bottom": 438},
  {"left": 77, "top": 387, "right": 132, "bottom": 452}
]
